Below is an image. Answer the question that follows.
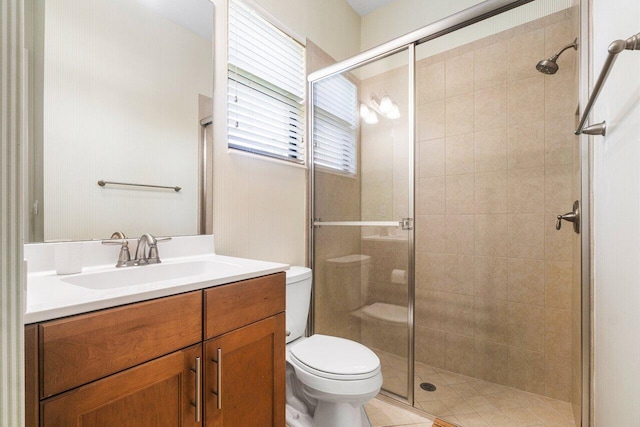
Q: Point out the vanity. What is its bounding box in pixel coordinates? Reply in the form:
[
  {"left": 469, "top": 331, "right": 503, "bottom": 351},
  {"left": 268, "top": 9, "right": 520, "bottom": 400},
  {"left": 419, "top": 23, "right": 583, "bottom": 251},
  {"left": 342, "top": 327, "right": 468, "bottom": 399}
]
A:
[{"left": 24, "top": 237, "right": 288, "bottom": 427}]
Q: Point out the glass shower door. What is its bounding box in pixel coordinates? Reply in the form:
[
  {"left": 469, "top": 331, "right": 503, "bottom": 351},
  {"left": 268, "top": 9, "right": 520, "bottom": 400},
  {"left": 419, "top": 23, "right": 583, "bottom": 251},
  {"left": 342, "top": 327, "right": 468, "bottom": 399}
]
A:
[{"left": 310, "top": 47, "right": 415, "bottom": 401}]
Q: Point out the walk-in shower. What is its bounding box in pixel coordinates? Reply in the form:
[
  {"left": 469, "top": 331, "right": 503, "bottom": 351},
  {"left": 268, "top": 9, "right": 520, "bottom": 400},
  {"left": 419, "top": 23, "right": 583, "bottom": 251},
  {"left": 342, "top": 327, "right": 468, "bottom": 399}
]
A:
[{"left": 309, "top": 0, "right": 589, "bottom": 426}]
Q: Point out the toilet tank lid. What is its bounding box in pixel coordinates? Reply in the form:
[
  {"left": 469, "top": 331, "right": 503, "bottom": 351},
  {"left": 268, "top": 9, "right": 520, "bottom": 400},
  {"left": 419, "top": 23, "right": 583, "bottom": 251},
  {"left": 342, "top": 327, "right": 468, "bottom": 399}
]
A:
[
  {"left": 286, "top": 266, "right": 312, "bottom": 284},
  {"left": 325, "top": 254, "right": 371, "bottom": 266}
]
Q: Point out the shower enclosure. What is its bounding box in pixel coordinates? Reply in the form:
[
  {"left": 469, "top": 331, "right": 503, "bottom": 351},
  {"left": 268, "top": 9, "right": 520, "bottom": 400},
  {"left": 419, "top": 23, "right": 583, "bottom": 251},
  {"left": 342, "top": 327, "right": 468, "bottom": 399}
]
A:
[{"left": 309, "top": 0, "right": 588, "bottom": 426}]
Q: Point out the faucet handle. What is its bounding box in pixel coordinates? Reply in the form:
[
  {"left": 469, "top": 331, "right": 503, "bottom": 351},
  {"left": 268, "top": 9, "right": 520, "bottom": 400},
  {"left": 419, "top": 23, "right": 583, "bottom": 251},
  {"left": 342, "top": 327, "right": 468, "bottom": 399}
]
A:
[
  {"left": 101, "top": 239, "right": 132, "bottom": 268},
  {"left": 146, "top": 237, "right": 171, "bottom": 264}
]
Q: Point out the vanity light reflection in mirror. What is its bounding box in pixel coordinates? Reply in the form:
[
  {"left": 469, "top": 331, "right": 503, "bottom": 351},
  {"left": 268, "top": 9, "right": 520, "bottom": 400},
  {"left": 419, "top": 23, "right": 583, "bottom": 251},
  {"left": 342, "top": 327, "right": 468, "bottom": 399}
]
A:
[{"left": 24, "top": 0, "right": 214, "bottom": 242}]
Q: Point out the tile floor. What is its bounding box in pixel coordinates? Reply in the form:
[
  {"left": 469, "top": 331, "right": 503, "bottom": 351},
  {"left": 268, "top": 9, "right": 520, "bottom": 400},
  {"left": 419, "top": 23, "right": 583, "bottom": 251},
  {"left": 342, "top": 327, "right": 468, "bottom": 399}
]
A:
[
  {"left": 365, "top": 397, "right": 433, "bottom": 427},
  {"left": 372, "top": 348, "right": 576, "bottom": 427}
]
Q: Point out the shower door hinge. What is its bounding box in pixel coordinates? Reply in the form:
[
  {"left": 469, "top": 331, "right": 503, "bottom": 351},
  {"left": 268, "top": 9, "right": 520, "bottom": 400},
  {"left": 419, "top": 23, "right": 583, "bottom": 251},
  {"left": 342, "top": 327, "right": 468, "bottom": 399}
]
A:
[{"left": 400, "top": 218, "right": 413, "bottom": 231}]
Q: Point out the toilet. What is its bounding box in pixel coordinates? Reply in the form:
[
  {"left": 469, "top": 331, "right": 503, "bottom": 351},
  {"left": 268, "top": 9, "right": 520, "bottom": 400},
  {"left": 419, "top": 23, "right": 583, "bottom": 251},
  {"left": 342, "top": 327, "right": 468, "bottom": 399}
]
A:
[{"left": 285, "top": 266, "right": 383, "bottom": 427}]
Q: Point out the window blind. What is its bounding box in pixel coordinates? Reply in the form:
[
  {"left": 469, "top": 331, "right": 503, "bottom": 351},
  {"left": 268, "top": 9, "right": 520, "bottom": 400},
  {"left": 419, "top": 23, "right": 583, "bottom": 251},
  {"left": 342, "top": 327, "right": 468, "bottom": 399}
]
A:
[
  {"left": 228, "top": 0, "right": 306, "bottom": 163},
  {"left": 313, "top": 75, "right": 358, "bottom": 175}
]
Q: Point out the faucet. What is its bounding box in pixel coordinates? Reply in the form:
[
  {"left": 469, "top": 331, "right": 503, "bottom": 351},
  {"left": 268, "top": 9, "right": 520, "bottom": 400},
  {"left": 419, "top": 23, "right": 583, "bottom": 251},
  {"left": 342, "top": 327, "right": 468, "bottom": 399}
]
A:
[
  {"left": 134, "top": 233, "right": 157, "bottom": 265},
  {"left": 134, "top": 233, "right": 171, "bottom": 265}
]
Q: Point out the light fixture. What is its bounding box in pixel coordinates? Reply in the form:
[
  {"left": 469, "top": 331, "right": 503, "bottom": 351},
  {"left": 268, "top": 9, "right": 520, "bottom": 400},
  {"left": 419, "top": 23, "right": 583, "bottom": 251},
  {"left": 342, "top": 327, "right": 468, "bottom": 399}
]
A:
[
  {"left": 369, "top": 92, "right": 401, "bottom": 120},
  {"left": 379, "top": 95, "right": 393, "bottom": 114},
  {"left": 360, "top": 103, "right": 378, "bottom": 124}
]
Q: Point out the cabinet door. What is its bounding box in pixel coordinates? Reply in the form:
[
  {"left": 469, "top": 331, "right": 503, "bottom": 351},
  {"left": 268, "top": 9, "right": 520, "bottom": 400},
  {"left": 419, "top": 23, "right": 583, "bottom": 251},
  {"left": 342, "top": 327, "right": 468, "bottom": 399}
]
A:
[
  {"left": 205, "top": 313, "right": 285, "bottom": 427},
  {"left": 41, "top": 344, "right": 203, "bottom": 427}
]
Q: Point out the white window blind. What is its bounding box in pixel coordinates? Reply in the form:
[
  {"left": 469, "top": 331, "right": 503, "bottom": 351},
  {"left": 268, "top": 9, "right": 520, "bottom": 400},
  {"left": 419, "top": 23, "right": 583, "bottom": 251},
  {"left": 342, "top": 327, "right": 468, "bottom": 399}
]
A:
[
  {"left": 228, "top": 0, "right": 305, "bottom": 163},
  {"left": 313, "top": 75, "right": 358, "bottom": 175}
]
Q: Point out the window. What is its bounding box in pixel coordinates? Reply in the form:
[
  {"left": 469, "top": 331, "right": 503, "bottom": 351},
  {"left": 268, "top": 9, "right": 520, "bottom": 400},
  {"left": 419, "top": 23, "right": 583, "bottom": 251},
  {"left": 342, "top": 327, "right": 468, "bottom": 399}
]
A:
[
  {"left": 312, "top": 75, "right": 358, "bottom": 175},
  {"left": 227, "top": 0, "right": 306, "bottom": 163}
]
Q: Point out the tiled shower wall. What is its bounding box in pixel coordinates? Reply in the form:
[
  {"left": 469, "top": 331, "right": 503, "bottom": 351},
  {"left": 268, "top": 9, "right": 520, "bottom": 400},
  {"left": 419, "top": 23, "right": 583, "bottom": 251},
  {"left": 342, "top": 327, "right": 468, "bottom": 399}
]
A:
[{"left": 414, "top": 9, "right": 578, "bottom": 401}]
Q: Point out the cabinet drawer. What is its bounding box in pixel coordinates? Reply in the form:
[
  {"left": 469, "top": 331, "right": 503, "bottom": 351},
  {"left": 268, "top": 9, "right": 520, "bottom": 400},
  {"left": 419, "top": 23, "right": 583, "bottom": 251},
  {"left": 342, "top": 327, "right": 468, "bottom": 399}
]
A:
[
  {"left": 40, "top": 291, "right": 202, "bottom": 398},
  {"left": 204, "top": 273, "right": 285, "bottom": 339}
]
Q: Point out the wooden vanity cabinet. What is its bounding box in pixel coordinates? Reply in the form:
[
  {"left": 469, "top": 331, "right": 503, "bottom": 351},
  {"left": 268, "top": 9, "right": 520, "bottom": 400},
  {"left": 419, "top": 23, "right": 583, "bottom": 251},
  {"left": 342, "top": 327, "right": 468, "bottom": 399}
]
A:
[
  {"left": 203, "top": 273, "right": 286, "bottom": 427},
  {"left": 41, "top": 344, "right": 202, "bottom": 427},
  {"left": 25, "top": 272, "right": 286, "bottom": 427}
]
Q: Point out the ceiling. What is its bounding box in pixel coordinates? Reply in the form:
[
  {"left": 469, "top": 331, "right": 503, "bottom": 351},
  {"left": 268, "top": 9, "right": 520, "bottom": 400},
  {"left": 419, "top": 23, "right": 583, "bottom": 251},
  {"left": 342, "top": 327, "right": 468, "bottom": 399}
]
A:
[{"left": 346, "top": 0, "right": 396, "bottom": 16}]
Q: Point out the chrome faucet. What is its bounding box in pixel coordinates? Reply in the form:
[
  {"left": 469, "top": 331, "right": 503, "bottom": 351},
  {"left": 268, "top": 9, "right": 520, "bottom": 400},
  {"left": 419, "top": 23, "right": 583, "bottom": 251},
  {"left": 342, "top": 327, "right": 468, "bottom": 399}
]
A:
[
  {"left": 102, "top": 232, "right": 171, "bottom": 267},
  {"left": 134, "top": 233, "right": 171, "bottom": 265}
]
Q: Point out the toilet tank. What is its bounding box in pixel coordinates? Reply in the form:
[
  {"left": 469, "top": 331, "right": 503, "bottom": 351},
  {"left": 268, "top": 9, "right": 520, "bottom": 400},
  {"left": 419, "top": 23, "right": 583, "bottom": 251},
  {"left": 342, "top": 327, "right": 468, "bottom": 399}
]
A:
[
  {"left": 285, "top": 266, "right": 313, "bottom": 344},
  {"left": 325, "top": 254, "right": 371, "bottom": 311}
]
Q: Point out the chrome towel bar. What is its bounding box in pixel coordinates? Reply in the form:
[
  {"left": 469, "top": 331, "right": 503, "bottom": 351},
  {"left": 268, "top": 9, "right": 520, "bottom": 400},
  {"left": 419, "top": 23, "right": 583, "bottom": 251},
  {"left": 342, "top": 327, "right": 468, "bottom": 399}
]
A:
[
  {"left": 97, "top": 180, "right": 182, "bottom": 192},
  {"left": 575, "top": 32, "right": 640, "bottom": 136}
]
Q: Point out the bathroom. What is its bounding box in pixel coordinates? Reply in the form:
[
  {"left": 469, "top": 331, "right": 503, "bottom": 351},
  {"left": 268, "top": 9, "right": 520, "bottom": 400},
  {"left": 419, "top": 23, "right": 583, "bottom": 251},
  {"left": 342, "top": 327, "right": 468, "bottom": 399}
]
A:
[{"left": 1, "top": 0, "right": 639, "bottom": 426}]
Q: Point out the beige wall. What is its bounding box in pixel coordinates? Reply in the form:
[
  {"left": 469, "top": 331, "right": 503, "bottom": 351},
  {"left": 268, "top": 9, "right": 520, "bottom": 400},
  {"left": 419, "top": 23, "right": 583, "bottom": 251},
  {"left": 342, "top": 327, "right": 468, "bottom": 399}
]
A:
[
  {"left": 211, "top": 0, "right": 360, "bottom": 266},
  {"left": 413, "top": 8, "right": 578, "bottom": 402}
]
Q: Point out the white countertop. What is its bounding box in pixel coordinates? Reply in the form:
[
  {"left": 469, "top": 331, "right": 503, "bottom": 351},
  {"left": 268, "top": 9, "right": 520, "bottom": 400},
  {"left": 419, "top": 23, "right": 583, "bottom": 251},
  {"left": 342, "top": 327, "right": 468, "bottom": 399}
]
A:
[{"left": 25, "top": 253, "right": 289, "bottom": 324}]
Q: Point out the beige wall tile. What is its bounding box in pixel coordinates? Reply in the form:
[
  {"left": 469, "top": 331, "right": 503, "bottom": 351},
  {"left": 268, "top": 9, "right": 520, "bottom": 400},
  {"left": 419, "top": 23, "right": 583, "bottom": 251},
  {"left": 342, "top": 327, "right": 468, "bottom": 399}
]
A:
[
  {"left": 443, "top": 293, "right": 476, "bottom": 339},
  {"left": 475, "top": 339, "right": 509, "bottom": 385},
  {"left": 416, "top": 326, "right": 446, "bottom": 368},
  {"left": 446, "top": 133, "right": 475, "bottom": 175},
  {"left": 418, "top": 100, "right": 446, "bottom": 141},
  {"left": 475, "top": 171, "right": 508, "bottom": 214},
  {"left": 508, "top": 121, "right": 545, "bottom": 169},
  {"left": 507, "top": 28, "right": 545, "bottom": 82},
  {"left": 545, "top": 354, "right": 572, "bottom": 401},
  {"left": 418, "top": 176, "right": 446, "bottom": 215},
  {"left": 545, "top": 260, "right": 572, "bottom": 309},
  {"left": 545, "top": 212, "right": 573, "bottom": 261},
  {"left": 507, "top": 302, "right": 545, "bottom": 351},
  {"left": 415, "top": 289, "right": 447, "bottom": 331},
  {"left": 416, "top": 251, "right": 447, "bottom": 291},
  {"left": 508, "top": 76, "right": 544, "bottom": 126},
  {"left": 446, "top": 174, "right": 475, "bottom": 214},
  {"left": 416, "top": 215, "right": 446, "bottom": 252},
  {"left": 445, "top": 215, "right": 475, "bottom": 255},
  {"left": 545, "top": 115, "right": 577, "bottom": 166},
  {"left": 417, "top": 60, "right": 445, "bottom": 104},
  {"left": 475, "top": 256, "right": 508, "bottom": 300},
  {"left": 507, "top": 258, "right": 545, "bottom": 305},
  {"left": 545, "top": 308, "right": 571, "bottom": 356},
  {"left": 507, "top": 347, "right": 545, "bottom": 394},
  {"left": 446, "top": 334, "right": 476, "bottom": 377},
  {"left": 474, "top": 40, "right": 508, "bottom": 90},
  {"left": 545, "top": 75, "right": 578, "bottom": 120},
  {"left": 418, "top": 138, "right": 445, "bottom": 177},
  {"left": 475, "top": 127, "right": 508, "bottom": 172},
  {"left": 545, "top": 163, "right": 572, "bottom": 213},
  {"left": 508, "top": 167, "right": 545, "bottom": 214},
  {"left": 445, "top": 254, "right": 475, "bottom": 296},
  {"left": 446, "top": 52, "right": 475, "bottom": 97},
  {"left": 508, "top": 213, "right": 545, "bottom": 259},
  {"left": 475, "top": 83, "right": 508, "bottom": 131},
  {"left": 446, "top": 93, "right": 475, "bottom": 136},
  {"left": 475, "top": 214, "right": 509, "bottom": 257},
  {"left": 475, "top": 297, "right": 508, "bottom": 344}
]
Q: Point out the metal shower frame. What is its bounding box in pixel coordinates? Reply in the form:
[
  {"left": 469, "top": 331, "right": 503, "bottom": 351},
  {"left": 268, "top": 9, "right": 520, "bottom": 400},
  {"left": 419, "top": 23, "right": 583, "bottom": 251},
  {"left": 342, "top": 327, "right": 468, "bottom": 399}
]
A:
[{"left": 307, "top": 0, "right": 591, "bottom": 424}]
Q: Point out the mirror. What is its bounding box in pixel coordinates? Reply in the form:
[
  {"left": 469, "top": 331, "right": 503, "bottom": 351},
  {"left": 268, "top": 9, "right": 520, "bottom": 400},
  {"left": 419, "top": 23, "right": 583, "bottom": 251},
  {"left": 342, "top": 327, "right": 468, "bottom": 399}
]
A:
[{"left": 25, "top": 0, "right": 214, "bottom": 242}]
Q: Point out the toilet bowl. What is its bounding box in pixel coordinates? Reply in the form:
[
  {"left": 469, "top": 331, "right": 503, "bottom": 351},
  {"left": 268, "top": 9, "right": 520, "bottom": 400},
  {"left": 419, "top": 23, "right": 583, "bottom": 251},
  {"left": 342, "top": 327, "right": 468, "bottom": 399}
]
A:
[{"left": 285, "top": 267, "right": 383, "bottom": 427}]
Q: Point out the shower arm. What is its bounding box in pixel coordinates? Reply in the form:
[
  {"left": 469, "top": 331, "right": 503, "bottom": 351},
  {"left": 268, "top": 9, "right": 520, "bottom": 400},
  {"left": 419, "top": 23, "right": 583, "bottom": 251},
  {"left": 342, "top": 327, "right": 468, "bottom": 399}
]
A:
[
  {"left": 549, "top": 38, "right": 578, "bottom": 61},
  {"left": 575, "top": 32, "right": 640, "bottom": 136}
]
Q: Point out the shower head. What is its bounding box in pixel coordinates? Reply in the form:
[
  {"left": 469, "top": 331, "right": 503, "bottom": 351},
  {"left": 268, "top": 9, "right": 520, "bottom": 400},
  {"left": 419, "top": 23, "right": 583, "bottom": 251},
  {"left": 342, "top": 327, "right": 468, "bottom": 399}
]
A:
[
  {"left": 536, "top": 58, "right": 559, "bottom": 74},
  {"left": 536, "top": 38, "right": 578, "bottom": 75}
]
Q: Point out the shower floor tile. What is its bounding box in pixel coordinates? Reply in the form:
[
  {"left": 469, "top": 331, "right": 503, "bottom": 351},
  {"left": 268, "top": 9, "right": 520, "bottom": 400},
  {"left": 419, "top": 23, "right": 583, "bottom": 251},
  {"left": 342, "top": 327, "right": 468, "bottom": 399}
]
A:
[{"left": 371, "top": 348, "right": 576, "bottom": 427}]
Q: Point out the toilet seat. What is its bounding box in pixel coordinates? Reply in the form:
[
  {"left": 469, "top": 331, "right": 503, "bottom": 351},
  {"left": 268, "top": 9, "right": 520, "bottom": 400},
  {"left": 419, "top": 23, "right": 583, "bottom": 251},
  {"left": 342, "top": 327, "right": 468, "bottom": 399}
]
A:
[{"left": 289, "top": 335, "right": 380, "bottom": 381}]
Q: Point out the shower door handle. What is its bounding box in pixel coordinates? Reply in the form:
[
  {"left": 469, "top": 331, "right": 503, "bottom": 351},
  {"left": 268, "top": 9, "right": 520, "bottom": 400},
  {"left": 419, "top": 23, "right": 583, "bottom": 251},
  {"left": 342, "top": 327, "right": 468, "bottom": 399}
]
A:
[{"left": 556, "top": 201, "right": 580, "bottom": 234}]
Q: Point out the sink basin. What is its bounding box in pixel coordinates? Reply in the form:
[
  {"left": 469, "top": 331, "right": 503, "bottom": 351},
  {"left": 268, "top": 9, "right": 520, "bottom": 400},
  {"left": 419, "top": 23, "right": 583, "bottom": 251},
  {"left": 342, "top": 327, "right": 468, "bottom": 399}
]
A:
[{"left": 62, "top": 260, "right": 243, "bottom": 290}]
